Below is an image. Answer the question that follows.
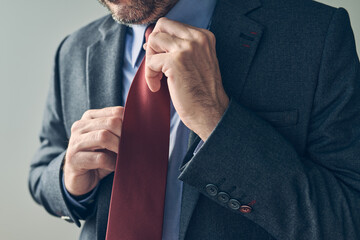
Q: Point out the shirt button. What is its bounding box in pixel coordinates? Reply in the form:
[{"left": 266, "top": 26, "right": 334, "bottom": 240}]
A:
[
  {"left": 239, "top": 205, "right": 253, "bottom": 213},
  {"left": 228, "top": 199, "right": 241, "bottom": 210},
  {"left": 205, "top": 184, "right": 218, "bottom": 197},
  {"left": 217, "top": 192, "right": 230, "bottom": 203}
]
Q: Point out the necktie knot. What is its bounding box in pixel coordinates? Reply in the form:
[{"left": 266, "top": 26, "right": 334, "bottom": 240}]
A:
[{"left": 145, "top": 24, "right": 155, "bottom": 42}]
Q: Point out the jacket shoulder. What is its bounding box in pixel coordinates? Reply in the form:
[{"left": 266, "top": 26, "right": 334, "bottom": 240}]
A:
[
  {"left": 59, "top": 14, "right": 114, "bottom": 56},
  {"left": 252, "top": 0, "right": 343, "bottom": 37},
  {"left": 262, "top": 0, "right": 336, "bottom": 12},
  {"left": 259, "top": 0, "right": 338, "bottom": 22}
]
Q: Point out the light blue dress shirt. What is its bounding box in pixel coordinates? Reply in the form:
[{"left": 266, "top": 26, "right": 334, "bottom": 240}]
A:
[{"left": 63, "top": 0, "right": 217, "bottom": 239}]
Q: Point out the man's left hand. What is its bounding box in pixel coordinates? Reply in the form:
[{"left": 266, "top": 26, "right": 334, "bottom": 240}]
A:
[{"left": 145, "top": 17, "right": 229, "bottom": 141}]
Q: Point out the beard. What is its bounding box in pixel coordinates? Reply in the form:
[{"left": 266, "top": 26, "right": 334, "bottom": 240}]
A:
[{"left": 98, "top": 0, "right": 178, "bottom": 25}]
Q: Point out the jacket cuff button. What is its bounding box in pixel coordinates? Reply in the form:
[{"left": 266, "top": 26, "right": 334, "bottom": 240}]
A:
[
  {"left": 228, "top": 199, "right": 240, "bottom": 210},
  {"left": 205, "top": 184, "right": 218, "bottom": 197},
  {"left": 217, "top": 192, "right": 230, "bottom": 203}
]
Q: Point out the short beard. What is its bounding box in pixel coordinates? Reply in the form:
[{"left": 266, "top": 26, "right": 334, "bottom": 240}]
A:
[{"left": 97, "top": 0, "right": 178, "bottom": 26}]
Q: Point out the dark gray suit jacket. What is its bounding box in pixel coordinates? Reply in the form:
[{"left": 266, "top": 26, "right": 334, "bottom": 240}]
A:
[{"left": 29, "top": 0, "right": 360, "bottom": 239}]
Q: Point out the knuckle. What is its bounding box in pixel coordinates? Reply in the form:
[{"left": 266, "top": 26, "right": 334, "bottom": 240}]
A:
[
  {"left": 65, "top": 148, "right": 79, "bottom": 168},
  {"left": 184, "top": 40, "right": 195, "bottom": 51},
  {"left": 95, "top": 152, "right": 107, "bottom": 166},
  {"left": 197, "top": 33, "right": 208, "bottom": 45},
  {"left": 97, "top": 129, "right": 110, "bottom": 142},
  {"left": 72, "top": 142, "right": 81, "bottom": 154},
  {"left": 207, "top": 31, "right": 216, "bottom": 43},
  {"left": 64, "top": 152, "right": 74, "bottom": 166},
  {"left": 68, "top": 136, "right": 79, "bottom": 151},
  {"left": 71, "top": 120, "right": 81, "bottom": 133},
  {"left": 157, "top": 17, "right": 166, "bottom": 26},
  {"left": 111, "top": 107, "right": 123, "bottom": 117},
  {"left": 82, "top": 109, "right": 92, "bottom": 119},
  {"left": 147, "top": 32, "right": 157, "bottom": 44},
  {"left": 107, "top": 117, "right": 121, "bottom": 130},
  {"left": 166, "top": 69, "right": 175, "bottom": 80}
]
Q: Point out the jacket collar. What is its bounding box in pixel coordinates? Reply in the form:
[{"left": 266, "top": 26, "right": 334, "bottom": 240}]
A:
[
  {"left": 86, "top": 17, "right": 126, "bottom": 110},
  {"left": 98, "top": 15, "right": 122, "bottom": 39},
  {"left": 227, "top": 0, "right": 262, "bottom": 15}
]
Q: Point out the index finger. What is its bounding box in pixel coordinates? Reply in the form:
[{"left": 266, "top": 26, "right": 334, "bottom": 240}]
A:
[
  {"left": 154, "top": 17, "right": 197, "bottom": 39},
  {"left": 144, "top": 31, "right": 165, "bottom": 92},
  {"left": 82, "top": 106, "right": 124, "bottom": 120}
]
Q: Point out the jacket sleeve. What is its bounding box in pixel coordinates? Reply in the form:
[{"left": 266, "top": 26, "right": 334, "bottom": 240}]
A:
[
  {"left": 28, "top": 37, "right": 83, "bottom": 227},
  {"left": 179, "top": 8, "right": 360, "bottom": 240}
]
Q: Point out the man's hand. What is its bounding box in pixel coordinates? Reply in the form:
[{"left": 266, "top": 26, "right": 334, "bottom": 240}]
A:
[
  {"left": 145, "top": 17, "right": 229, "bottom": 141},
  {"left": 63, "top": 107, "right": 124, "bottom": 197}
]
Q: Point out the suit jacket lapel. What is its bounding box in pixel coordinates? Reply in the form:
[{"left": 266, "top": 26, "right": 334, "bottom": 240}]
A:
[
  {"left": 211, "top": 0, "right": 264, "bottom": 99},
  {"left": 86, "top": 17, "right": 127, "bottom": 110},
  {"left": 179, "top": 0, "right": 264, "bottom": 239},
  {"left": 85, "top": 16, "right": 127, "bottom": 240}
]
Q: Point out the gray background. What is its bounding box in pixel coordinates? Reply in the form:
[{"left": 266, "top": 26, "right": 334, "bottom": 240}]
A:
[{"left": 0, "top": 0, "right": 359, "bottom": 239}]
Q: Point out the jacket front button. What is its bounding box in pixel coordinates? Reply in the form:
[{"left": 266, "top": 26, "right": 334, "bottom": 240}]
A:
[
  {"left": 205, "top": 184, "right": 218, "bottom": 197},
  {"left": 239, "top": 205, "right": 253, "bottom": 213},
  {"left": 228, "top": 199, "right": 240, "bottom": 210},
  {"left": 217, "top": 192, "right": 230, "bottom": 203}
]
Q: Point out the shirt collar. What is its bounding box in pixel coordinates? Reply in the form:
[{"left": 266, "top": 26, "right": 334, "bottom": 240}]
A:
[
  {"left": 129, "top": 0, "right": 217, "bottom": 68},
  {"left": 130, "top": 25, "right": 147, "bottom": 68},
  {"left": 165, "top": 0, "right": 217, "bottom": 29}
]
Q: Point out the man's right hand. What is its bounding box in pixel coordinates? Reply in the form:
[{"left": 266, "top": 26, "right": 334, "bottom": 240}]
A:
[{"left": 63, "top": 106, "right": 124, "bottom": 197}]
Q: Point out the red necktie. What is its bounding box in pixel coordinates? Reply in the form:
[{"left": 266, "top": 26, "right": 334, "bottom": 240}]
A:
[{"left": 105, "top": 25, "right": 170, "bottom": 240}]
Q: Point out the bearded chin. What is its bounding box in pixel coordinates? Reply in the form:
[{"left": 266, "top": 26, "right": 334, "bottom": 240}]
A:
[
  {"left": 111, "top": 14, "right": 146, "bottom": 26},
  {"left": 98, "top": 0, "right": 178, "bottom": 25},
  {"left": 111, "top": 7, "right": 154, "bottom": 25}
]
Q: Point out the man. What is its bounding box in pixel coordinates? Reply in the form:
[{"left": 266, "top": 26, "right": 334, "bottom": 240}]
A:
[{"left": 28, "top": 0, "right": 360, "bottom": 239}]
